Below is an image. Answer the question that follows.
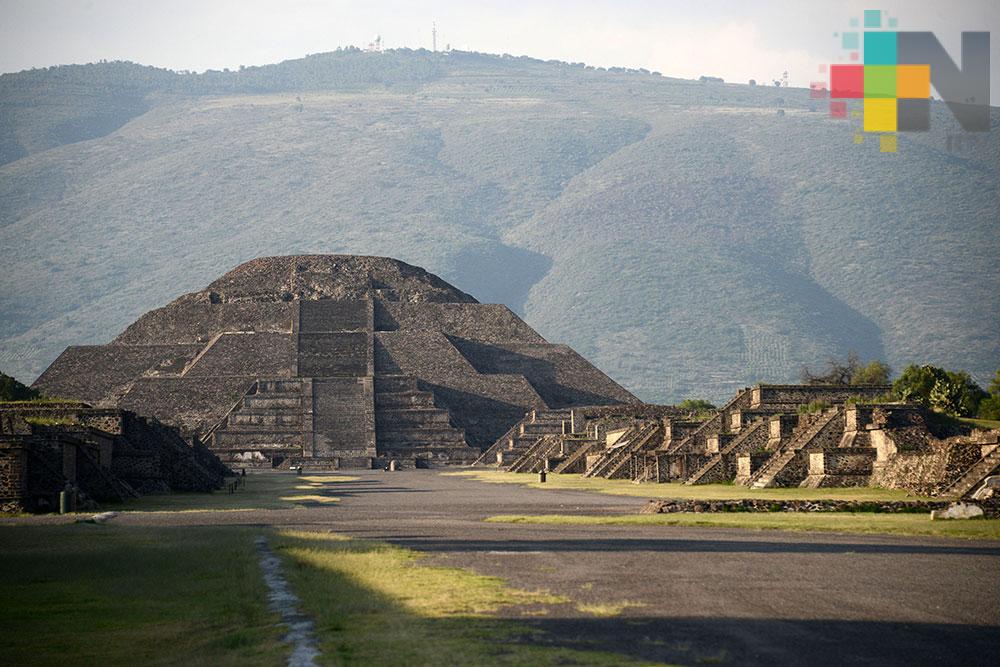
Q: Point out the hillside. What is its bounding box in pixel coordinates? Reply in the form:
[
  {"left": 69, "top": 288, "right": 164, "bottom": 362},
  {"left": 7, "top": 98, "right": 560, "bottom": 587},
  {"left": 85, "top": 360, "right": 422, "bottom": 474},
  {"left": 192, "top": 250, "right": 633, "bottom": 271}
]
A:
[{"left": 1, "top": 48, "right": 998, "bottom": 402}]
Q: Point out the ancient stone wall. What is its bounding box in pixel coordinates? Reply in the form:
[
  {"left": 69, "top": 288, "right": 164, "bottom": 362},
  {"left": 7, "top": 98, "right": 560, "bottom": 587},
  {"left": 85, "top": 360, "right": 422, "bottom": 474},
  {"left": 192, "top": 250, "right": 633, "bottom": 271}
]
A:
[
  {"left": 186, "top": 333, "right": 293, "bottom": 378},
  {"left": 33, "top": 345, "right": 202, "bottom": 404},
  {"left": 115, "top": 302, "right": 295, "bottom": 345},
  {"left": 119, "top": 376, "right": 256, "bottom": 433},
  {"left": 0, "top": 442, "right": 28, "bottom": 512},
  {"left": 376, "top": 302, "right": 544, "bottom": 343},
  {"left": 750, "top": 384, "right": 890, "bottom": 407},
  {"left": 870, "top": 441, "right": 984, "bottom": 495}
]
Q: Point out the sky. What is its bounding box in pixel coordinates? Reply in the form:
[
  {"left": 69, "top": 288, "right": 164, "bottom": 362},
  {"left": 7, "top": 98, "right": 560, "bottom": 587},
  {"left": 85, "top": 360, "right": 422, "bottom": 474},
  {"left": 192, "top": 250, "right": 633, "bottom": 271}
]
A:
[{"left": 1, "top": 0, "right": 998, "bottom": 103}]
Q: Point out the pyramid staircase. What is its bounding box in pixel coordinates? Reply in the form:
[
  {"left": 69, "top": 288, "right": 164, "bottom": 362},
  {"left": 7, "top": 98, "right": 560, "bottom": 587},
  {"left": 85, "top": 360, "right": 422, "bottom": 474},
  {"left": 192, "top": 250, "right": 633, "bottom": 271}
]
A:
[
  {"left": 939, "top": 446, "right": 1000, "bottom": 498},
  {"left": 474, "top": 409, "right": 571, "bottom": 468},
  {"left": 583, "top": 421, "right": 661, "bottom": 479},
  {"left": 685, "top": 419, "right": 770, "bottom": 485},
  {"left": 748, "top": 407, "right": 841, "bottom": 488},
  {"left": 373, "top": 375, "right": 468, "bottom": 459},
  {"left": 551, "top": 438, "right": 601, "bottom": 474},
  {"left": 206, "top": 379, "right": 306, "bottom": 463},
  {"left": 507, "top": 434, "right": 564, "bottom": 473},
  {"left": 660, "top": 388, "right": 753, "bottom": 455}
]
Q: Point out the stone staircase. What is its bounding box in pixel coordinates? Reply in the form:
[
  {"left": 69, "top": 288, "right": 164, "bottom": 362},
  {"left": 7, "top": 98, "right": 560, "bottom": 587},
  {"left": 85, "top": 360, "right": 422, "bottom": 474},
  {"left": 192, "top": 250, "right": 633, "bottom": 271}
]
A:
[
  {"left": 551, "top": 439, "right": 600, "bottom": 474},
  {"left": 507, "top": 434, "right": 564, "bottom": 473},
  {"left": 940, "top": 446, "right": 1000, "bottom": 498},
  {"left": 207, "top": 379, "right": 306, "bottom": 463},
  {"left": 748, "top": 408, "right": 841, "bottom": 488},
  {"left": 374, "top": 375, "right": 467, "bottom": 457},
  {"left": 475, "top": 409, "right": 570, "bottom": 468},
  {"left": 584, "top": 421, "right": 660, "bottom": 479},
  {"left": 685, "top": 419, "right": 770, "bottom": 485},
  {"left": 661, "top": 388, "right": 753, "bottom": 454}
]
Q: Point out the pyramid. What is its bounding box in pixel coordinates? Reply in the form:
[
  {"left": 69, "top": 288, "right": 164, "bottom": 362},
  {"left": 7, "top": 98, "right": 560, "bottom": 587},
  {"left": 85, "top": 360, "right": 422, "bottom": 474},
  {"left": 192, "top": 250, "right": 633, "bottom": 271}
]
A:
[{"left": 34, "top": 255, "right": 637, "bottom": 467}]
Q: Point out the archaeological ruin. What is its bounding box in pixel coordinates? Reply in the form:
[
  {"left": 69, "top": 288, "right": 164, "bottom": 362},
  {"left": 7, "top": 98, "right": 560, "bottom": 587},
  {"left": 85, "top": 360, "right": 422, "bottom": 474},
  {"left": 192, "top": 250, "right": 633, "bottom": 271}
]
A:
[
  {"left": 0, "top": 401, "right": 228, "bottom": 513},
  {"left": 32, "top": 255, "right": 637, "bottom": 470},
  {"left": 15, "top": 253, "right": 999, "bottom": 508},
  {"left": 479, "top": 383, "right": 1000, "bottom": 503}
]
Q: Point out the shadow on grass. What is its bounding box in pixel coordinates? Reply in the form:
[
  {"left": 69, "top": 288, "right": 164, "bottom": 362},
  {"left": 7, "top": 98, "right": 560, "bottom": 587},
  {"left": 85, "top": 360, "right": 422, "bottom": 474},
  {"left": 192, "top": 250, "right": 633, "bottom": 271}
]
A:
[
  {"left": 0, "top": 524, "right": 284, "bottom": 665},
  {"left": 270, "top": 530, "right": 1000, "bottom": 666}
]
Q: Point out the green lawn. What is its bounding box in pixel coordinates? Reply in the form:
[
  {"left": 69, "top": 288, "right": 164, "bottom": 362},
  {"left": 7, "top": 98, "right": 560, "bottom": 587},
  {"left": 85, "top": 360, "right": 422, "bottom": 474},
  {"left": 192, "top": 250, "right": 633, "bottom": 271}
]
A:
[
  {"left": 0, "top": 524, "right": 284, "bottom": 665},
  {"left": 270, "top": 529, "right": 667, "bottom": 666},
  {"left": 448, "top": 470, "right": 935, "bottom": 502},
  {"left": 120, "top": 472, "right": 357, "bottom": 512},
  {"left": 486, "top": 513, "right": 1000, "bottom": 540},
  {"left": 958, "top": 417, "right": 1000, "bottom": 430}
]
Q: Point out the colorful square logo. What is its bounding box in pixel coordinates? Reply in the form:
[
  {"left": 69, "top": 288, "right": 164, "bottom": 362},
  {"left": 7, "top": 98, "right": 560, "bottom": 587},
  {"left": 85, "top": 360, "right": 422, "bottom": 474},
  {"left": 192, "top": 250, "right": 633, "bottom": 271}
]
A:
[{"left": 826, "top": 10, "right": 946, "bottom": 152}]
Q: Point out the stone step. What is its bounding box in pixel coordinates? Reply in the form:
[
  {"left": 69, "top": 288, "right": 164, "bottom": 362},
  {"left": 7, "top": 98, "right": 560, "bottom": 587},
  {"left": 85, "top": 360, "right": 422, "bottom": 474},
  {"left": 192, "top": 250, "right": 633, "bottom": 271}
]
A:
[
  {"left": 374, "top": 375, "right": 420, "bottom": 393},
  {"left": 377, "top": 427, "right": 466, "bottom": 445},
  {"left": 257, "top": 380, "right": 303, "bottom": 393},
  {"left": 374, "top": 391, "right": 436, "bottom": 408},
  {"left": 214, "top": 431, "right": 304, "bottom": 446},
  {"left": 230, "top": 413, "right": 301, "bottom": 427},
  {"left": 245, "top": 395, "right": 301, "bottom": 409},
  {"left": 943, "top": 448, "right": 1000, "bottom": 497},
  {"left": 220, "top": 420, "right": 303, "bottom": 433},
  {"left": 520, "top": 423, "right": 565, "bottom": 436},
  {"left": 376, "top": 408, "right": 453, "bottom": 427}
]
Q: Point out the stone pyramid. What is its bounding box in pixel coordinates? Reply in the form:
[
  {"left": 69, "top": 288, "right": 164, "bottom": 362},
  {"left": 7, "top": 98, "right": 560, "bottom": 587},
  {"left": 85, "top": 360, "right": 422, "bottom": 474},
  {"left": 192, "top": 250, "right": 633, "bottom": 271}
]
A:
[{"left": 34, "top": 255, "right": 638, "bottom": 468}]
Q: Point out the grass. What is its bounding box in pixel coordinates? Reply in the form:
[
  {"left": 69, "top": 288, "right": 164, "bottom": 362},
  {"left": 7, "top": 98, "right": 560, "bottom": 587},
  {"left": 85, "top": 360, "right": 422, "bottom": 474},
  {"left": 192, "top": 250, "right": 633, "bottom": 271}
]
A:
[
  {"left": 576, "top": 601, "right": 647, "bottom": 617},
  {"left": 121, "top": 472, "right": 356, "bottom": 512},
  {"left": 271, "top": 530, "right": 663, "bottom": 666},
  {"left": 958, "top": 416, "right": 1000, "bottom": 430},
  {"left": 448, "top": 470, "right": 935, "bottom": 502},
  {"left": 485, "top": 513, "right": 1000, "bottom": 540},
  {"left": 0, "top": 524, "right": 284, "bottom": 665}
]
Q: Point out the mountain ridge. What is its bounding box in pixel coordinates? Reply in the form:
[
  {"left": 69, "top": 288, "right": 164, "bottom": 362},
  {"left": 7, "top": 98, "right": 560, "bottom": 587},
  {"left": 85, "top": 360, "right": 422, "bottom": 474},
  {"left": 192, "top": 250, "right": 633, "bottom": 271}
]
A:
[{"left": 1, "top": 49, "right": 997, "bottom": 402}]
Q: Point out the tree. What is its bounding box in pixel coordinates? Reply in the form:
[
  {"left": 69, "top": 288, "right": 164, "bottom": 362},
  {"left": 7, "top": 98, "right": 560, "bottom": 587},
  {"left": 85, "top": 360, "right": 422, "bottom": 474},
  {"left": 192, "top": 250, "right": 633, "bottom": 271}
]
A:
[
  {"left": 801, "top": 351, "right": 866, "bottom": 385},
  {"left": 678, "top": 399, "right": 716, "bottom": 412},
  {"left": 0, "top": 372, "right": 39, "bottom": 401},
  {"left": 893, "top": 364, "right": 986, "bottom": 417},
  {"left": 851, "top": 360, "right": 891, "bottom": 385},
  {"left": 977, "top": 369, "right": 1000, "bottom": 420}
]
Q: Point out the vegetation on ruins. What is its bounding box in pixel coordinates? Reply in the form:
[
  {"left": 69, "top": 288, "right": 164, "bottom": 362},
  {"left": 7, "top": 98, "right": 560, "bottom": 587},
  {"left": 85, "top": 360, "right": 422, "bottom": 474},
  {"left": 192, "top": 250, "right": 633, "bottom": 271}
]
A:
[
  {"left": 797, "top": 399, "right": 833, "bottom": 414},
  {"left": 893, "top": 364, "right": 989, "bottom": 418},
  {"left": 800, "top": 352, "right": 891, "bottom": 387},
  {"left": 0, "top": 372, "right": 39, "bottom": 401},
  {"left": 977, "top": 370, "right": 1000, "bottom": 421},
  {"left": 678, "top": 398, "right": 717, "bottom": 420},
  {"left": 2, "top": 50, "right": 997, "bottom": 405},
  {"left": 678, "top": 398, "right": 717, "bottom": 411}
]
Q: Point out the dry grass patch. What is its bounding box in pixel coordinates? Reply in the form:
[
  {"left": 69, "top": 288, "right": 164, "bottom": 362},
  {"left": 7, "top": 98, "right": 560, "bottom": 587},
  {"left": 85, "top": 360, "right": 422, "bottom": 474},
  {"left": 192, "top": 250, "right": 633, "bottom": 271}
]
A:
[
  {"left": 486, "top": 513, "right": 1000, "bottom": 540},
  {"left": 449, "top": 470, "right": 933, "bottom": 502}
]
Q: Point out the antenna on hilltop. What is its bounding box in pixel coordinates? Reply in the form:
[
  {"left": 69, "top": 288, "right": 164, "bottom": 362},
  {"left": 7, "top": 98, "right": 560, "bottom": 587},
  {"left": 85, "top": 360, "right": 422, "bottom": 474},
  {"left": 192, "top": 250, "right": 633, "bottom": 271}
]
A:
[{"left": 432, "top": 21, "right": 437, "bottom": 52}]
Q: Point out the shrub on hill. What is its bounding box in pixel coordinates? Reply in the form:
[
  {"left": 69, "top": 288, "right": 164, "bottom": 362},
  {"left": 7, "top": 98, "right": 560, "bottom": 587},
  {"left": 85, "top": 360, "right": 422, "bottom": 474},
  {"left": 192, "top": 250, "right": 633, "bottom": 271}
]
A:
[
  {"left": 0, "top": 372, "right": 39, "bottom": 401},
  {"left": 893, "top": 364, "right": 987, "bottom": 418},
  {"left": 801, "top": 352, "right": 891, "bottom": 386}
]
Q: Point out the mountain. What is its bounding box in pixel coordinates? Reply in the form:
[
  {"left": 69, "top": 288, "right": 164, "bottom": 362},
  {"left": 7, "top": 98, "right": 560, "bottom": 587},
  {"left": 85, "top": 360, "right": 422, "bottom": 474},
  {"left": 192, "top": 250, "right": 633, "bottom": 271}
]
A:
[{"left": 1, "top": 48, "right": 997, "bottom": 402}]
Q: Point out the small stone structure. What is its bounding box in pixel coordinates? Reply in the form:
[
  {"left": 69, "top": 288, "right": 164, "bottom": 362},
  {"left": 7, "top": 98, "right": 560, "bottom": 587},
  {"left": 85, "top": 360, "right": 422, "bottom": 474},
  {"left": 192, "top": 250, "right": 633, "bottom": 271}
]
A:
[
  {"left": 34, "top": 255, "right": 637, "bottom": 469},
  {"left": 483, "top": 384, "right": 1000, "bottom": 500},
  {"left": 0, "top": 403, "right": 228, "bottom": 512}
]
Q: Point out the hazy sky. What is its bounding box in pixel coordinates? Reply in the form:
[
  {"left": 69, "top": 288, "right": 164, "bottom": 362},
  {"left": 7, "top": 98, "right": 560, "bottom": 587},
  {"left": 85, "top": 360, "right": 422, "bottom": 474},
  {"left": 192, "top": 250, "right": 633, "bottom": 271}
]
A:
[{"left": 2, "top": 0, "right": 998, "bottom": 102}]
